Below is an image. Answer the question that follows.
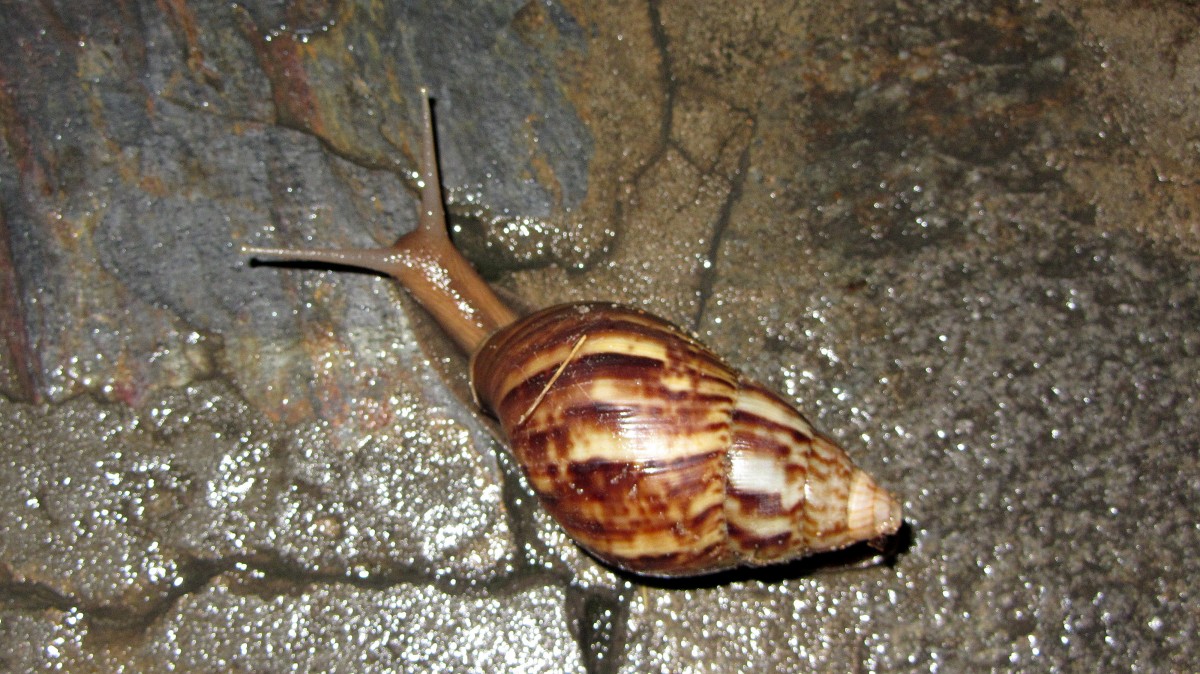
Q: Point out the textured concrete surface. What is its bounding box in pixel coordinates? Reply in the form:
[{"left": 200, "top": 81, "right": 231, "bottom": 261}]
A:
[{"left": 1, "top": 0, "right": 1198, "bottom": 672}]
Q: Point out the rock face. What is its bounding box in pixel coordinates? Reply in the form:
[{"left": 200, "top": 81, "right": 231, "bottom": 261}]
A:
[{"left": 2, "top": 1, "right": 1198, "bottom": 672}]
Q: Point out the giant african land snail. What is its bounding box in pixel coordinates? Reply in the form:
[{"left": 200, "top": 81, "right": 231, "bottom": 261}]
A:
[{"left": 244, "top": 91, "right": 902, "bottom": 577}]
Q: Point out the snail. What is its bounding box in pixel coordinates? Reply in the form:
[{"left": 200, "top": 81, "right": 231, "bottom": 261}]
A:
[{"left": 243, "top": 91, "right": 902, "bottom": 577}]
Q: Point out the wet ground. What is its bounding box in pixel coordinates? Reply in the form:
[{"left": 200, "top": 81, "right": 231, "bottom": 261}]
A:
[{"left": 1, "top": 1, "right": 1198, "bottom": 671}]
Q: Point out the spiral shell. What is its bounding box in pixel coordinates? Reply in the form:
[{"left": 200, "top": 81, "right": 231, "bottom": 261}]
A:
[{"left": 472, "top": 302, "right": 901, "bottom": 577}]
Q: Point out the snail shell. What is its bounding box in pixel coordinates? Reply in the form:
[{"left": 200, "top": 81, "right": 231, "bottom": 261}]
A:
[
  {"left": 245, "top": 90, "right": 902, "bottom": 577},
  {"left": 472, "top": 303, "right": 900, "bottom": 576}
]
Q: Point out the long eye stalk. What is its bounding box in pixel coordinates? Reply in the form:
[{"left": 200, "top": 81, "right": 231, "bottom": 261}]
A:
[{"left": 243, "top": 89, "right": 516, "bottom": 353}]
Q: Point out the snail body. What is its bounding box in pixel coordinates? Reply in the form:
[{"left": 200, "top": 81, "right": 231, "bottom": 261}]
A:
[{"left": 245, "top": 91, "right": 901, "bottom": 577}]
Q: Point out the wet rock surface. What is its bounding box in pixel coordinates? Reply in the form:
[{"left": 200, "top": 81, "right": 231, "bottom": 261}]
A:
[{"left": 2, "top": 0, "right": 1198, "bottom": 672}]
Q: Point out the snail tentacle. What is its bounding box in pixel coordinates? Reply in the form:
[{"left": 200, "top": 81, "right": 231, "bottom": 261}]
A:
[{"left": 244, "top": 88, "right": 515, "bottom": 352}]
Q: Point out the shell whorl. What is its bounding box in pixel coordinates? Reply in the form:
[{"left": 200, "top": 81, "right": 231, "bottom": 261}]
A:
[{"left": 471, "top": 302, "right": 901, "bottom": 577}]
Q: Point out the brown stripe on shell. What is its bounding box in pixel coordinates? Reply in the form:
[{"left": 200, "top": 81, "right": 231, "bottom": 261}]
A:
[
  {"left": 726, "top": 487, "right": 785, "bottom": 517},
  {"left": 497, "top": 351, "right": 735, "bottom": 419},
  {"left": 725, "top": 522, "right": 795, "bottom": 560},
  {"left": 552, "top": 484, "right": 723, "bottom": 540},
  {"left": 472, "top": 302, "right": 735, "bottom": 415},
  {"left": 518, "top": 452, "right": 727, "bottom": 521},
  {"left": 501, "top": 377, "right": 735, "bottom": 467},
  {"left": 732, "top": 382, "right": 815, "bottom": 441}
]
